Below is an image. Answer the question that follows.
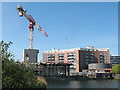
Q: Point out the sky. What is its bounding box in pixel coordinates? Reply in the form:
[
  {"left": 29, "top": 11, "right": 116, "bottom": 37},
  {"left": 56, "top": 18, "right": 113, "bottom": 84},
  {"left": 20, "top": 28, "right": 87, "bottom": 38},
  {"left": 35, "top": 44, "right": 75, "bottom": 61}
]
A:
[{"left": 2, "top": 2, "right": 118, "bottom": 62}]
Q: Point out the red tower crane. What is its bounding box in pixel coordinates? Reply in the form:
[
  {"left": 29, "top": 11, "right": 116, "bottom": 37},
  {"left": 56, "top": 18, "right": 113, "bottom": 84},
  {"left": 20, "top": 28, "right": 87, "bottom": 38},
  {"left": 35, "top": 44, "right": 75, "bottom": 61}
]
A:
[{"left": 17, "top": 5, "right": 48, "bottom": 49}]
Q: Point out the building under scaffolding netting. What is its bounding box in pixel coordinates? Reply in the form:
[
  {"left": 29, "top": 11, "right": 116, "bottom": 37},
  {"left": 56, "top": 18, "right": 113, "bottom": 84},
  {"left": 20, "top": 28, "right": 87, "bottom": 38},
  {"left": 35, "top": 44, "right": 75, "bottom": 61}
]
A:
[{"left": 34, "top": 63, "right": 72, "bottom": 77}]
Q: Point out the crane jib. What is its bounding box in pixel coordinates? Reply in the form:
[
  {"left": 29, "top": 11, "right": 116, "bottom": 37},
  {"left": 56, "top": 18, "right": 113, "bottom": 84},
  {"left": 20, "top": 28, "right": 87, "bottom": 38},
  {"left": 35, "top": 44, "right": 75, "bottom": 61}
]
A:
[
  {"left": 28, "top": 15, "right": 35, "bottom": 24},
  {"left": 23, "top": 14, "right": 35, "bottom": 25},
  {"left": 17, "top": 5, "right": 48, "bottom": 37}
]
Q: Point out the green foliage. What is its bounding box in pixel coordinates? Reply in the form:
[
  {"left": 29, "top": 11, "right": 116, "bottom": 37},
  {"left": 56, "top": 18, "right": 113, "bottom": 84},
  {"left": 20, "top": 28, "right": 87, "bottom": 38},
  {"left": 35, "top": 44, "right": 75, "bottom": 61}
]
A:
[
  {"left": 1, "top": 40, "right": 47, "bottom": 88},
  {"left": 107, "top": 76, "right": 111, "bottom": 78},
  {"left": 112, "top": 65, "right": 120, "bottom": 74}
]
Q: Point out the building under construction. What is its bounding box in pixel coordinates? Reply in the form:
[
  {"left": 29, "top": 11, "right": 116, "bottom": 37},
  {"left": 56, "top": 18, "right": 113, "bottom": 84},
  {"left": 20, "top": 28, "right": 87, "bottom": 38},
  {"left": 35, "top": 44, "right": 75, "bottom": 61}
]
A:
[{"left": 34, "top": 62, "right": 72, "bottom": 77}]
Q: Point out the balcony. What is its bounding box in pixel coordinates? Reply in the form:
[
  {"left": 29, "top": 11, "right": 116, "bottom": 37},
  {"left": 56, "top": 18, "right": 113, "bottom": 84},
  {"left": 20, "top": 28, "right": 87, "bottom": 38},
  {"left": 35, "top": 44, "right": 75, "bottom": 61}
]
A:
[
  {"left": 58, "top": 54, "right": 64, "bottom": 57},
  {"left": 67, "top": 53, "right": 76, "bottom": 56},
  {"left": 90, "top": 53, "right": 94, "bottom": 55},
  {"left": 67, "top": 59, "right": 74, "bottom": 62},
  {"left": 48, "top": 56, "right": 55, "bottom": 58},
  {"left": 58, "top": 57, "right": 64, "bottom": 59},
  {"left": 67, "top": 56, "right": 76, "bottom": 59}
]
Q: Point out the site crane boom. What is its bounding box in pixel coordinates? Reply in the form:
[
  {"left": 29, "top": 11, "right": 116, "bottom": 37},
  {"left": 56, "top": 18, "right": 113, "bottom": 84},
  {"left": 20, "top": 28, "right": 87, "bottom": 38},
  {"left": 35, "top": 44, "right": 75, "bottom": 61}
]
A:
[{"left": 17, "top": 5, "right": 48, "bottom": 49}]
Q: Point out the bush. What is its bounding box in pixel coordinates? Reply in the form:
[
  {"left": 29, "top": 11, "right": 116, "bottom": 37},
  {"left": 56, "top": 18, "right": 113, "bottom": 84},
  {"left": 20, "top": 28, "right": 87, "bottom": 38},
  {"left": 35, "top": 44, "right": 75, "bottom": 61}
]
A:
[
  {"left": 112, "top": 65, "right": 120, "bottom": 74},
  {"left": 1, "top": 41, "right": 47, "bottom": 88}
]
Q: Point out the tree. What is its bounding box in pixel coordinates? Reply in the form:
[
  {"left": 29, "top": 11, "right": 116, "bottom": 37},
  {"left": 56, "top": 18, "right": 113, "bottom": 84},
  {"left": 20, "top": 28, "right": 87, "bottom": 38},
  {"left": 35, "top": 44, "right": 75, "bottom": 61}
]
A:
[
  {"left": 112, "top": 65, "right": 120, "bottom": 74},
  {"left": 1, "top": 41, "right": 47, "bottom": 88}
]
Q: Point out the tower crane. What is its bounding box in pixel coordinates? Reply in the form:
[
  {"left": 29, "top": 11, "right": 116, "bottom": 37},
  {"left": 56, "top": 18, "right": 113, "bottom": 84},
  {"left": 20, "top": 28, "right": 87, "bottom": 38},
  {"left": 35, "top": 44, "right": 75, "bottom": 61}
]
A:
[
  {"left": 17, "top": 5, "right": 48, "bottom": 49},
  {"left": 66, "top": 38, "right": 70, "bottom": 49}
]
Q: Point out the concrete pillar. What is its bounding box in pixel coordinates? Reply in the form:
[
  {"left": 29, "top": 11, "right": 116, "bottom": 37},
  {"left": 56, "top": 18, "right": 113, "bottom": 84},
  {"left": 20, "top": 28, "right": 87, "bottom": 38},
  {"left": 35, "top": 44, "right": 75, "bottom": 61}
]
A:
[
  {"left": 68, "top": 65, "right": 70, "bottom": 76},
  {"left": 47, "top": 65, "right": 49, "bottom": 77},
  {"left": 56, "top": 65, "right": 58, "bottom": 77},
  {"left": 61, "top": 66, "right": 63, "bottom": 77},
  {"left": 42, "top": 65, "right": 44, "bottom": 77},
  {"left": 65, "top": 65, "right": 66, "bottom": 77},
  {"left": 50, "top": 64, "right": 52, "bottom": 77},
  {"left": 53, "top": 65, "right": 56, "bottom": 77},
  {"left": 48, "top": 64, "right": 50, "bottom": 77}
]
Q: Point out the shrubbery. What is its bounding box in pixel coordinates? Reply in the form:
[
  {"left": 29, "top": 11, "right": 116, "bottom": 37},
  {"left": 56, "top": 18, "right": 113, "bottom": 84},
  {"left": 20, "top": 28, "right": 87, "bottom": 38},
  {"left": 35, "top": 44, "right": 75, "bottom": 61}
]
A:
[
  {"left": 112, "top": 65, "right": 120, "bottom": 74},
  {"left": 1, "top": 41, "right": 47, "bottom": 88}
]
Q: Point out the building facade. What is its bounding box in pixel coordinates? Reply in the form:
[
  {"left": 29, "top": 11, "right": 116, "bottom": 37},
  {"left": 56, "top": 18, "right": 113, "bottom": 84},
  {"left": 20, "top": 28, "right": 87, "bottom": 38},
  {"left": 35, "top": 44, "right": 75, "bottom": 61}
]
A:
[
  {"left": 82, "top": 63, "right": 112, "bottom": 78},
  {"left": 43, "top": 46, "right": 110, "bottom": 72},
  {"left": 110, "top": 55, "right": 120, "bottom": 65}
]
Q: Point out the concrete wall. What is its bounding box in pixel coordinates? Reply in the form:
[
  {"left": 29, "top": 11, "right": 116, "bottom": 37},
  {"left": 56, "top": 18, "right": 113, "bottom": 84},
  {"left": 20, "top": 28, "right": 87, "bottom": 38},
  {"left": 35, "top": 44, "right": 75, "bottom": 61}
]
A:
[{"left": 24, "top": 49, "right": 39, "bottom": 63}]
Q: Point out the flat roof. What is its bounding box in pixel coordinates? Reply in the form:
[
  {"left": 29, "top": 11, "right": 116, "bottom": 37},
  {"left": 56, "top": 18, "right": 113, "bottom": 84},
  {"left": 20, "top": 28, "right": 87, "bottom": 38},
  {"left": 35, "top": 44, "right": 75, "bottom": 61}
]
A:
[{"left": 44, "top": 47, "right": 109, "bottom": 53}]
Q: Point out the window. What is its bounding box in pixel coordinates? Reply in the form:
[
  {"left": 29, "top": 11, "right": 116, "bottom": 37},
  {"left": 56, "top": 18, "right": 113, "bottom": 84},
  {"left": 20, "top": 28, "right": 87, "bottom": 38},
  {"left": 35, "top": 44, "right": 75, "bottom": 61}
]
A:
[
  {"left": 116, "top": 57, "right": 120, "bottom": 59},
  {"left": 90, "top": 53, "right": 94, "bottom": 55},
  {"left": 105, "top": 56, "right": 109, "bottom": 59},
  {"left": 85, "top": 62, "right": 88, "bottom": 65},
  {"left": 85, "top": 59, "right": 88, "bottom": 61},
  {"left": 100, "top": 59, "right": 104, "bottom": 61},
  {"left": 90, "top": 49, "right": 94, "bottom": 51},
  {"left": 85, "top": 53, "right": 88, "bottom": 55},
  {"left": 80, "top": 55, "right": 83, "bottom": 59},
  {"left": 80, "top": 59, "right": 83, "bottom": 61},
  {"left": 105, "top": 58, "right": 109, "bottom": 61},
  {"left": 51, "top": 54, "right": 55, "bottom": 56},
  {"left": 100, "top": 56, "right": 104, "bottom": 58},
  {"left": 85, "top": 56, "right": 88, "bottom": 58},
  {"left": 90, "top": 56, "right": 94, "bottom": 58},
  {"left": 73, "top": 56, "right": 76, "bottom": 58},
  {"left": 90, "top": 59, "right": 94, "bottom": 61},
  {"left": 73, "top": 53, "right": 76, "bottom": 55},
  {"left": 105, "top": 53, "right": 108, "bottom": 55},
  {"left": 67, "top": 53, "right": 76, "bottom": 56},
  {"left": 72, "top": 62, "right": 76, "bottom": 64},
  {"left": 80, "top": 52, "right": 83, "bottom": 58},
  {"left": 85, "top": 49, "right": 88, "bottom": 51},
  {"left": 74, "top": 66, "right": 76, "bottom": 68},
  {"left": 100, "top": 62, "right": 104, "bottom": 63},
  {"left": 48, "top": 54, "right": 55, "bottom": 57},
  {"left": 58, "top": 54, "right": 64, "bottom": 56},
  {"left": 99, "top": 53, "right": 104, "bottom": 55}
]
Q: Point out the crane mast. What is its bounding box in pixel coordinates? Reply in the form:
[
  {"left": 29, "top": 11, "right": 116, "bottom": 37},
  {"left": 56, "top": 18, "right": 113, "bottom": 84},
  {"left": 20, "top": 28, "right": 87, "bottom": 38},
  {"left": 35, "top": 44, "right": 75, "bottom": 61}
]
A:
[{"left": 28, "top": 22, "right": 34, "bottom": 49}]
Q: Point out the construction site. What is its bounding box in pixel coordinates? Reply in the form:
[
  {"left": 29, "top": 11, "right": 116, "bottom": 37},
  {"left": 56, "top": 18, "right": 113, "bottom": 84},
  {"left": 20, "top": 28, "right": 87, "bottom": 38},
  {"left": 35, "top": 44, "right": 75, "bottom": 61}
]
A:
[
  {"left": 16, "top": 4, "right": 117, "bottom": 78},
  {"left": 17, "top": 5, "right": 72, "bottom": 77}
]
